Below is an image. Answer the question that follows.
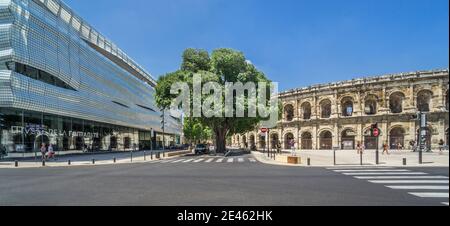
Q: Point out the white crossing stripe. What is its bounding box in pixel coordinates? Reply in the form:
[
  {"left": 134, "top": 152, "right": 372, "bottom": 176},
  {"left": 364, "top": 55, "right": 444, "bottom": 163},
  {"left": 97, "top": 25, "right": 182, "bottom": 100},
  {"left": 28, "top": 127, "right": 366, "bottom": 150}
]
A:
[
  {"left": 355, "top": 176, "right": 449, "bottom": 180},
  {"left": 205, "top": 158, "right": 214, "bottom": 163},
  {"left": 409, "top": 193, "right": 449, "bottom": 198},
  {"left": 327, "top": 167, "right": 395, "bottom": 170},
  {"left": 216, "top": 158, "right": 225, "bottom": 163},
  {"left": 369, "top": 180, "right": 449, "bottom": 184},
  {"left": 238, "top": 158, "right": 245, "bottom": 163},
  {"left": 387, "top": 186, "right": 449, "bottom": 190},
  {"left": 334, "top": 169, "right": 410, "bottom": 172},
  {"left": 344, "top": 172, "right": 428, "bottom": 176},
  {"left": 160, "top": 160, "right": 173, "bottom": 163},
  {"left": 249, "top": 158, "right": 257, "bottom": 163},
  {"left": 171, "top": 159, "right": 185, "bottom": 163},
  {"left": 194, "top": 159, "right": 205, "bottom": 163},
  {"left": 442, "top": 202, "right": 449, "bottom": 206},
  {"left": 227, "top": 158, "right": 234, "bottom": 163},
  {"left": 183, "top": 159, "right": 194, "bottom": 163}
]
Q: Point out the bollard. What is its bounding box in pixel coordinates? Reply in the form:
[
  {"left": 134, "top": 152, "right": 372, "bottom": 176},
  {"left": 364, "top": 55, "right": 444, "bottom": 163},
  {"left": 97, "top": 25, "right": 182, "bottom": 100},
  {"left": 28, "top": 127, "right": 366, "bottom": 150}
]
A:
[
  {"left": 92, "top": 159, "right": 95, "bottom": 164},
  {"left": 307, "top": 158, "right": 311, "bottom": 166},
  {"left": 42, "top": 160, "right": 46, "bottom": 167},
  {"left": 113, "top": 157, "right": 116, "bottom": 163},
  {"left": 403, "top": 158, "right": 407, "bottom": 166},
  {"left": 360, "top": 152, "right": 363, "bottom": 166},
  {"left": 144, "top": 151, "right": 146, "bottom": 161},
  {"left": 151, "top": 152, "right": 153, "bottom": 160},
  {"left": 15, "top": 161, "right": 18, "bottom": 167},
  {"left": 68, "top": 160, "right": 71, "bottom": 165}
]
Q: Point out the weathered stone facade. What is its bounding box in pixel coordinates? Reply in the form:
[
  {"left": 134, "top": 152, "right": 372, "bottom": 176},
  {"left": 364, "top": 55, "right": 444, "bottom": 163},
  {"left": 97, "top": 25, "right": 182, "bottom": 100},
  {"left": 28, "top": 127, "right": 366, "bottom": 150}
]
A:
[{"left": 232, "top": 69, "right": 449, "bottom": 150}]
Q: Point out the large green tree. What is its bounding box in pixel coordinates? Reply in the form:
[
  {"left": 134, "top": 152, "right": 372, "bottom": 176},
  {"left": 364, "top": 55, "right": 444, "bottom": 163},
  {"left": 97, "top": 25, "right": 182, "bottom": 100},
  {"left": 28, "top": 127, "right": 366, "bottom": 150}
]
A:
[{"left": 155, "top": 48, "right": 275, "bottom": 153}]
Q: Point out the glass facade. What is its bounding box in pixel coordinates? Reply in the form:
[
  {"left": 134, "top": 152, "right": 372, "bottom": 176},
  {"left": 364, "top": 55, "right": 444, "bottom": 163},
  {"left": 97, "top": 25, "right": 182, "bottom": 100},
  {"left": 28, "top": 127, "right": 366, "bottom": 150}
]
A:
[
  {"left": 0, "top": 107, "right": 159, "bottom": 158},
  {"left": 0, "top": 0, "right": 183, "bottom": 158}
]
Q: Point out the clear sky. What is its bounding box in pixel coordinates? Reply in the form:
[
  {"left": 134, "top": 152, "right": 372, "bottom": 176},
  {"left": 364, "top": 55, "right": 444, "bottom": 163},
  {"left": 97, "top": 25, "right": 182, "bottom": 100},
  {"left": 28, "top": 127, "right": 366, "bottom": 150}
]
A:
[{"left": 64, "top": 0, "right": 449, "bottom": 92}]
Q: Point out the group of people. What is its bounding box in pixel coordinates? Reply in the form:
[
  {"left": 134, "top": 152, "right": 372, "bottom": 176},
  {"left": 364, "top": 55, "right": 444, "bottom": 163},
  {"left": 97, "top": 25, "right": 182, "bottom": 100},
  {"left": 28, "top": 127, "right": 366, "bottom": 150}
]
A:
[
  {"left": 40, "top": 143, "right": 56, "bottom": 161},
  {"left": 356, "top": 139, "right": 447, "bottom": 156},
  {"left": 356, "top": 142, "right": 391, "bottom": 155}
]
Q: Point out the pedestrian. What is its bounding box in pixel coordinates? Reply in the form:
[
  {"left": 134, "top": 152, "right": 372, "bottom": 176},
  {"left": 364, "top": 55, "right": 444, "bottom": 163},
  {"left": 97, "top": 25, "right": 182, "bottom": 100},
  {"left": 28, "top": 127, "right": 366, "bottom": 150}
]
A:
[
  {"left": 382, "top": 143, "right": 389, "bottom": 155},
  {"left": 438, "top": 139, "right": 445, "bottom": 155},
  {"left": 40, "top": 143, "right": 47, "bottom": 161},
  {"left": 410, "top": 140, "right": 416, "bottom": 152},
  {"left": 47, "top": 144, "right": 56, "bottom": 161},
  {"left": 290, "top": 139, "right": 296, "bottom": 156},
  {"left": 397, "top": 142, "right": 403, "bottom": 151}
]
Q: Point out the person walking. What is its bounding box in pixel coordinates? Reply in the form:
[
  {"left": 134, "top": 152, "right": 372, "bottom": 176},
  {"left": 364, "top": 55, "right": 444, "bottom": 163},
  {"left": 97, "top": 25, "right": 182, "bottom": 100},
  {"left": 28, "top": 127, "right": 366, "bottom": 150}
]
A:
[
  {"left": 40, "top": 143, "right": 47, "bottom": 161},
  {"left": 438, "top": 139, "right": 445, "bottom": 155},
  {"left": 47, "top": 144, "right": 56, "bottom": 161},
  {"left": 356, "top": 141, "right": 362, "bottom": 155},
  {"left": 382, "top": 142, "right": 390, "bottom": 155}
]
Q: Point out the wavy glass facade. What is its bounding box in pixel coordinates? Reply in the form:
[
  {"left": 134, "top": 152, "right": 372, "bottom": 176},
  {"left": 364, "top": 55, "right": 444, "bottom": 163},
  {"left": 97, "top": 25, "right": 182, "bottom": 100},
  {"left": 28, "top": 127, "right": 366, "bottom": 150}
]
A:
[{"left": 0, "top": 0, "right": 182, "bottom": 157}]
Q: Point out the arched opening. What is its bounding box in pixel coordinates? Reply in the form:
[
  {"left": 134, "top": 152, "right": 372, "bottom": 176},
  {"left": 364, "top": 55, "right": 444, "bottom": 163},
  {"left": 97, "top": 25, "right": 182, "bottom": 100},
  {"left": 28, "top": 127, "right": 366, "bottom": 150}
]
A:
[
  {"left": 284, "top": 133, "right": 295, "bottom": 149},
  {"left": 301, "top": 102, "right": 312, "bottom": 120},
  {"left": 259, "top": 135, "right": 266, "bottom": 149},
  {"left": 341, "top": 97, "right": 354, "bottom": 117},
  {"left": 390, "top": 92, "right": 405, "bottom": 114},
  {"left": 319, "top": 131, "right": 333, "bottom": 150},
  {"left": 270, "top": 133, "right": 279, "bottom": 149},
  {"left": 124, "top": 137, "right": 131, "bottom": 149},
  {"left": 389, "top": 127, "right": 405, "bottom": 150},
  {"left": 341, "top": 129, "right": 356, "bottom": 150},
  {"left": 301, "top": 132, "right": 313, "bottom": 150},
  {"left": 364, "top": 95, "right": 378, "bottom": 115},
  {"left": 284, "top": 104, "right": 294, "bottom": 121},
  {"left": 320, "top": 100, "right": 332, "bottom": 119},
  {"left": 417, "top": 90, "right": 433, "bottom": 112},
  {"left": 364, "top": 128, "right": 379, "bottom": 150}
]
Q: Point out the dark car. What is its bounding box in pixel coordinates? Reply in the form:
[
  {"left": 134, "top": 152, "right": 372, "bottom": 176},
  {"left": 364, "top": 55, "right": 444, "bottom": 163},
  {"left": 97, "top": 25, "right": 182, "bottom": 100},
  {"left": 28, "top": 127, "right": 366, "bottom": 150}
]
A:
[{"left": 194, "top": 144, "right": 208, "bottom": 155}]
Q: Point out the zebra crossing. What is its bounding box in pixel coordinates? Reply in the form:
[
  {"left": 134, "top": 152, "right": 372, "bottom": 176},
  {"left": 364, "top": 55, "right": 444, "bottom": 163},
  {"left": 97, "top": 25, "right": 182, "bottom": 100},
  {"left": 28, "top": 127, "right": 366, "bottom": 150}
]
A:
[
  {"left": 328, "top": 166, "right": 449, "bottom": 206},
  {"left": 150, "top": 157, "right": 258, "bottom": 164}
]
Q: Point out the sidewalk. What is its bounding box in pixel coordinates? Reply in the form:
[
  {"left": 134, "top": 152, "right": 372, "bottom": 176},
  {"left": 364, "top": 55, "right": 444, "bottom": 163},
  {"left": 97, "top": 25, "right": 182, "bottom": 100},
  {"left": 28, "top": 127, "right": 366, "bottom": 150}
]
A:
[
  {"left": 0, "top": 150, "right": 191, "bottom": 169},
  {"left": 252, "top": 149, "right": 449, "bottom": 167}
]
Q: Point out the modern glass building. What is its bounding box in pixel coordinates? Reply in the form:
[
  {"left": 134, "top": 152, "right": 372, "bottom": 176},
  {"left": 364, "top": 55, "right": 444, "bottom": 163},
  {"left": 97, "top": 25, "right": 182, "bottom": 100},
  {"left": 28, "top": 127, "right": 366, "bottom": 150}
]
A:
[{"left": 0, "top": 0, "right": 182, "bottom": 158}]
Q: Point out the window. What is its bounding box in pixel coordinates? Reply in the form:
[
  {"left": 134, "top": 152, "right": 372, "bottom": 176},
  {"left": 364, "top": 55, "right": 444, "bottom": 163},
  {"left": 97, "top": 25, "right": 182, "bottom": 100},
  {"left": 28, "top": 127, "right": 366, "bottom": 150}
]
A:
[
  {"left": 417, "top": 90, "right": 433, "bottom": 112},
  {"left": 365, "top": 95, "right": 378, "bottom": 115},
  {"left": 11, "top": 62, "right": 76, "bottom": 91},
  {"left": 284, "top": 104, "right": 294, "bottom": 121},
  {"left": 320, "top": 100, "right": 332, "bottom": 118},
  {"left": 301, "top": 102, "right": 312, "bottom": 120},
  {"left": 341, "top": 97, "right": 354, "bottom": 117},
  {"left": 390, "top": 92, "right": 405, "bottom": 114}
]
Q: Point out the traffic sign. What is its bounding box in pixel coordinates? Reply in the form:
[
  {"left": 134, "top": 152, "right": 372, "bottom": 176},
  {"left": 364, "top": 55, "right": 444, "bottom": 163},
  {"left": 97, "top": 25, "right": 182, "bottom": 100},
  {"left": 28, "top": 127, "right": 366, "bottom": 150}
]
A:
[
  {"left": 372, "top": 128, "right": 380, "bottom": 137},
  {"left": 261, "top": 128, "right": 268, "bottom": 133}
]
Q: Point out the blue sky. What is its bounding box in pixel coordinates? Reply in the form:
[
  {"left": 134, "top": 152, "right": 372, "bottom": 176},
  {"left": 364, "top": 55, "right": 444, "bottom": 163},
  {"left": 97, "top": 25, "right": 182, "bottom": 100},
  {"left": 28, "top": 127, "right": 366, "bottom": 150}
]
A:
[{"left": 64, "top": 0, "right": 449, "bottom": 91}]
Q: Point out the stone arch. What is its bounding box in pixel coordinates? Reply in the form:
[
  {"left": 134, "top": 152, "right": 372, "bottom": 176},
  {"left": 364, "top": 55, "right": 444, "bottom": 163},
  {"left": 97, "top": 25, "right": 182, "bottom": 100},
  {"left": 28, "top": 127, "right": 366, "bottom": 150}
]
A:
[
  {"left": 341, "top": 128, "right": 356, "bottom": 150},
  {"left": 270, "top": 133, "right": 280, "bottom": 149},
  {"left": 284, "top": 132, "right": 295, "bottom": 149},
  {"left": 389, "top": 91, "right": 406, "bottom": 114},
  {"left": 300, "top": 102, "right": 312, "bottom": 120},
  {"left": 301, "top": 131, "right": 313, "bottom": 150},
  {"left": 341, "top": 96, "right": 354, "bottom": 117},
  {"left": 363, "top": 126, "right": 381, "bottom": 150},
  {"left": 417, "top": 89, "right": 433, "bottom": 112},
  {"left": 389, "top": 126, "right": 406, "bottom": 149},
  {"left": 249, "top": 133, "right": 256, "bottom": 150},
  {"left": 284, "top": 104, "right": 295, "bottom": 121},
  {"left": 319, "top": 130, "right": 333, "bottom": 150},
  {"left": 242, "top": 135, "right": 248, "bottom": 148},
  {"left": 445, "top": 89, "right": 449, "bottom": 111},
  {"left": 320, "top": 99, "right": 332, "bottom": 119},
  {"left": 364, "top": 94, "right": 378, "bottom": 115}
]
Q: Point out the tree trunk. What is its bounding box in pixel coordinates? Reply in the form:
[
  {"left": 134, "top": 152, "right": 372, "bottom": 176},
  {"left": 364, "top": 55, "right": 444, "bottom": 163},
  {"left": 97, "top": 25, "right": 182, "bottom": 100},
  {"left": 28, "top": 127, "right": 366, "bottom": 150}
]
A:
[{"left": 215, "top": 128, "right": 227, "bottom": 153}]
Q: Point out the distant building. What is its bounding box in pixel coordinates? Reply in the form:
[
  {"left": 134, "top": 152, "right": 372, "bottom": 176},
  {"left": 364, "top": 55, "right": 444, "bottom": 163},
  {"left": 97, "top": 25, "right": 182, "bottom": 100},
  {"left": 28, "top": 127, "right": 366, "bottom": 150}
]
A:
[
  {"left": 0, "top": 0, "right": 182, "bottom": 157},
  {"left": 233, "top": 69, "right": 449, "bottom": 150}
]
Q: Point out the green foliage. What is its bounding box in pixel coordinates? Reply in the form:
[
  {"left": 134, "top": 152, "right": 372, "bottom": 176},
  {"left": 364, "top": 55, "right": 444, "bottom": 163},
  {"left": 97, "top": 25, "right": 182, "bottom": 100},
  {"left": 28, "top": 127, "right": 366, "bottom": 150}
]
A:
[
  {"left": 183, "top": 118, "right": 212, "bottom": 144},
  {"left": 155, "top": 48, "right": 274, "bottom": 152}
]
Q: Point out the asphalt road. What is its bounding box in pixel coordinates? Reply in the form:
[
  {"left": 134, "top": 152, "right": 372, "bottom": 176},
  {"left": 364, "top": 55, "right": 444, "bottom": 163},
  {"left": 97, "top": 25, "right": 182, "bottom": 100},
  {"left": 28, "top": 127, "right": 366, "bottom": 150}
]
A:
[{"left": 0, "top": 154, "right": 448, "bottom": 206}]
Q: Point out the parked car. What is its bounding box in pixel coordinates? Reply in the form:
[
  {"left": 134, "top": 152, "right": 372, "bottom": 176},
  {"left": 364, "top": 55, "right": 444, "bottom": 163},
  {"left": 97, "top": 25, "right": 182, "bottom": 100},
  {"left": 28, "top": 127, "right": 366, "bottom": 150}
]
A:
[{"left": 194, "top": 144, "right": 208, "bottom": 155}]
